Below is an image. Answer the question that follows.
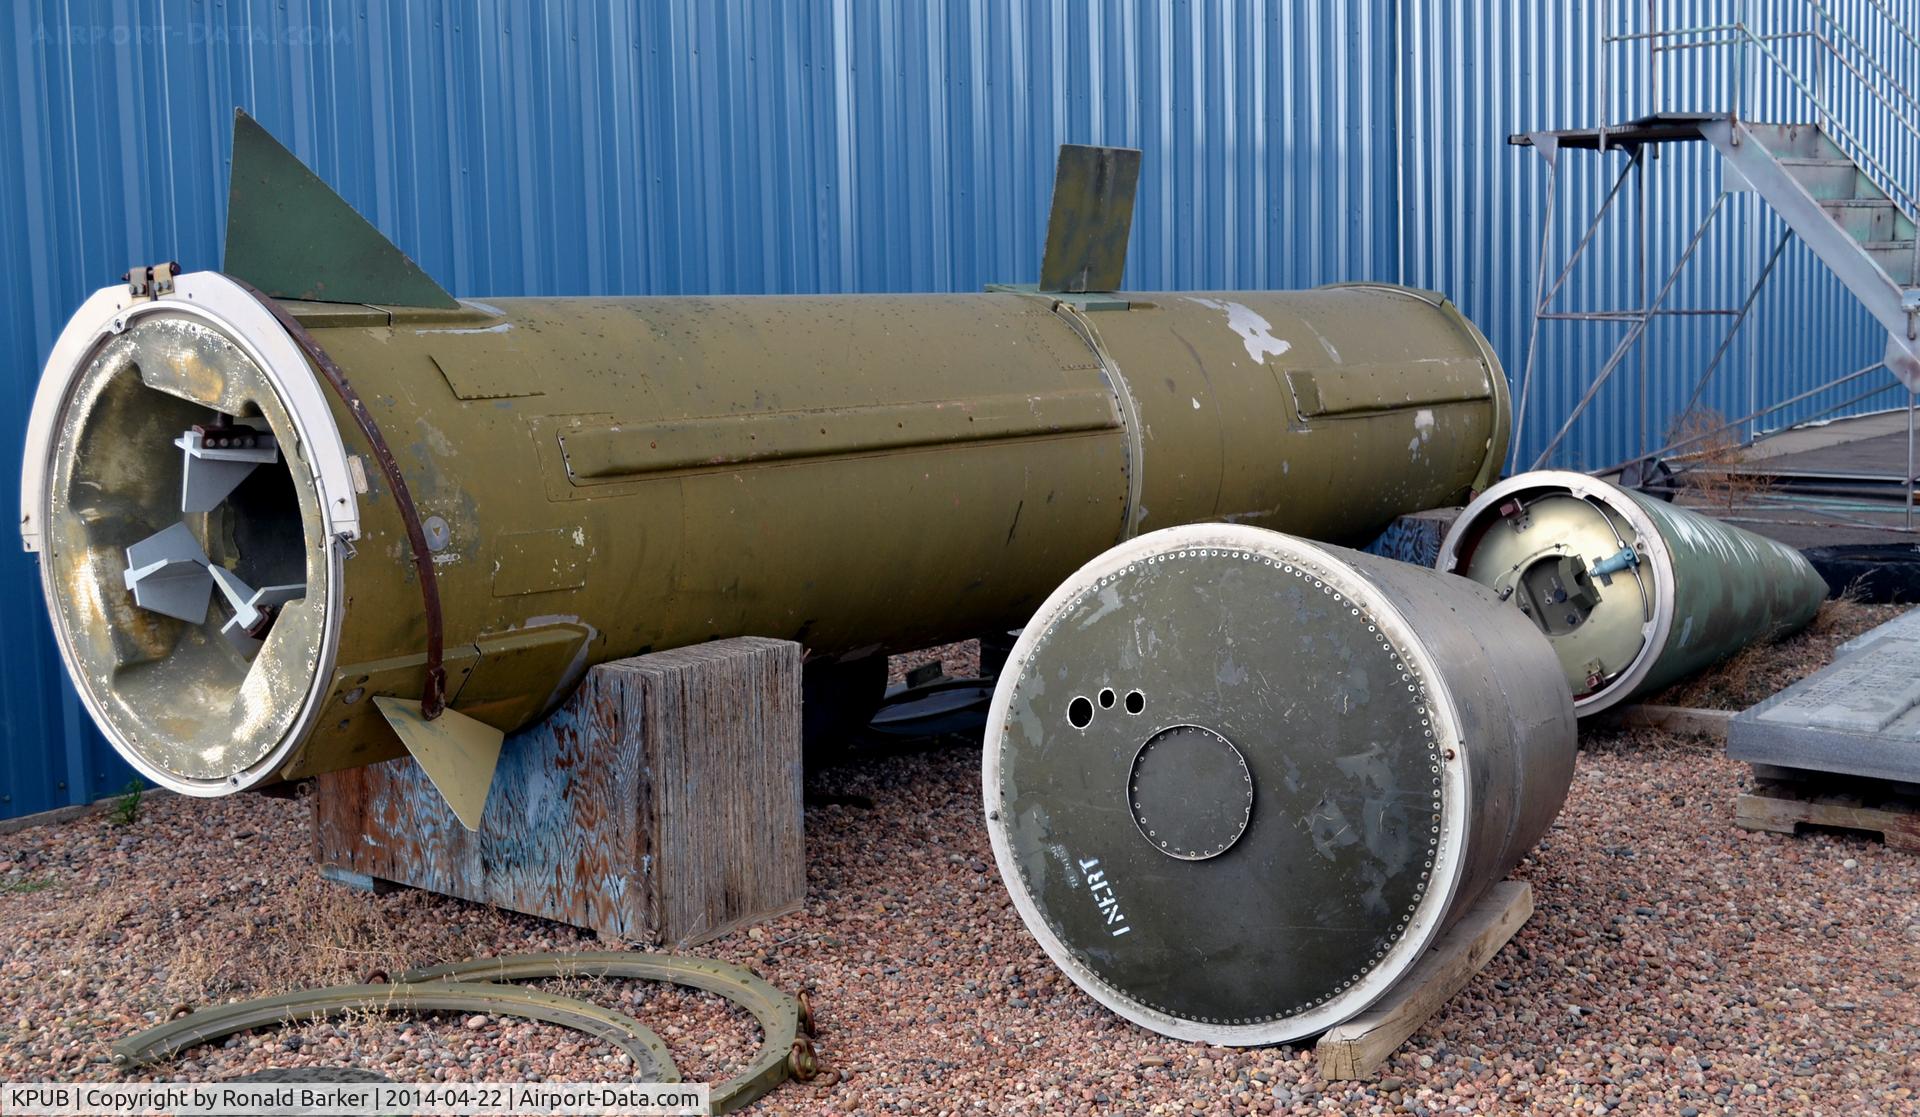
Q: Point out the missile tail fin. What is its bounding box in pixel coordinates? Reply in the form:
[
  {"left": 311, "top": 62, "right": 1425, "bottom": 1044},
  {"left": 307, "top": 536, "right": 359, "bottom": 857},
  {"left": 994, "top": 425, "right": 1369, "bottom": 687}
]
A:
[
  {"left": 372, "top": 697, "right": 505, "bottom": 831},
  {"left": 1038, "top": 144, "right": 1141, "bottom": 294},
  {"left": 224, "top": 109, "right": 459, "bottom": 309}
]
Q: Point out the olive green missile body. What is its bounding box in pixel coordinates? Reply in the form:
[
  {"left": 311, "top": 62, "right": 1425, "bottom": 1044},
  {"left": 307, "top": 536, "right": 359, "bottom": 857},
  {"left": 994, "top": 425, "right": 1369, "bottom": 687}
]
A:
[{"left": 20, "top": 120, "right": 1512, "bottom": 820}]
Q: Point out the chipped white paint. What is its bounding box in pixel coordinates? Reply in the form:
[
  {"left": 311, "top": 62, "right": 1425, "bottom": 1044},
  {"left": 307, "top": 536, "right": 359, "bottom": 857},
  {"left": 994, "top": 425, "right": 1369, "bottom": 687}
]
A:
[
  {"left": 1191, "top": 397, "right": 1202, "bottom": 410},
  {"left": 1185, "top": 297, "right": 1292, "bottom": 363},
  {"left": 414, "top": 321, "right": 514, "bottom": 335}
]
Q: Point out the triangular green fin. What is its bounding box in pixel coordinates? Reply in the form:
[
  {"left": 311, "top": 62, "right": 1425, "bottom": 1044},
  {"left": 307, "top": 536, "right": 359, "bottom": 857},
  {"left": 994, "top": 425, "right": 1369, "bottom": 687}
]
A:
[
  {"left": 372, "top": 696, "right": 505, "bottom": 831},
  {"left": 223, "top": 109, "right": 459, "bottom": 309}
]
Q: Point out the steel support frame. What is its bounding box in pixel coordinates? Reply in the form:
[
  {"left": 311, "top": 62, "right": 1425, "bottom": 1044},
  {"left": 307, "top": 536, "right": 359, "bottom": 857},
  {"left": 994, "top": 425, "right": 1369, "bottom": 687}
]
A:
[
  {"left": 1529, "top": 0, "right": 1920, "bottom": 499},
  {"left": 1516, "top": 138, "right": 1752, "bottom": 471}
]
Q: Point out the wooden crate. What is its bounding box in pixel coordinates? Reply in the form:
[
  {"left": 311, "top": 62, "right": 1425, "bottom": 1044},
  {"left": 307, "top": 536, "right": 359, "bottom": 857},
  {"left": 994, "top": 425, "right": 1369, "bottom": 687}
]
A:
[
  {"left": 1736, "top": 777, "right": 1920, "bottom": 852},
  {"left": 313, "top": 637, "right": 806, "bottom": 945}
]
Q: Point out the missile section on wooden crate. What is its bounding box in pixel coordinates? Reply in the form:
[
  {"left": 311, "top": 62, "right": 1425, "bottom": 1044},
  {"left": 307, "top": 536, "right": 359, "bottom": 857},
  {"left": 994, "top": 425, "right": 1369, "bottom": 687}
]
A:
[{"left": 20, "top": 114, "right": 1511, "bottom": 826}]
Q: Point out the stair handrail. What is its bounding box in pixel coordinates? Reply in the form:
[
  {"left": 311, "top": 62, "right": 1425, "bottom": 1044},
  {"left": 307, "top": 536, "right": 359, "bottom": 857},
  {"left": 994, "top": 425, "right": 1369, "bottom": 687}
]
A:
[
  {"left": 1805, "top": 0, "right": 1920, "bottom": 123},
  {"left": 1863, "top": 0, "right": 1920, "bottom": 63},
  {"left": 1735, "top": 25, "right": 1920, "bottom": 217},
  {"left": 1601, "top": 2, "right": 1920, "bottom": 219}
]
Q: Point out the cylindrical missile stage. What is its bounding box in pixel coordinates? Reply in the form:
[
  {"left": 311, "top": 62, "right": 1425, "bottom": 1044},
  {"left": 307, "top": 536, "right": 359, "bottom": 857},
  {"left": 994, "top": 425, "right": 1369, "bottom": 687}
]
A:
[
  {"left": 21, "top": 271, "right": 1509, "bottom": 800},
  {"left": 1436, "top": 470, "right": 1828, "bottom": 716},
  {"left": 983, "top": 524, "right": 1576, "bottom": 1045}
]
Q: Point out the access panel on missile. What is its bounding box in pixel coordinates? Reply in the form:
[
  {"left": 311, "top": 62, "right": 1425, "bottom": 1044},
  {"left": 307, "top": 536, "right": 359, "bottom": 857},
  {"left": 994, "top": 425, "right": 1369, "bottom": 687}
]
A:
[{"left": 20, "top": 114, "right": 1514, "bottom": 824}]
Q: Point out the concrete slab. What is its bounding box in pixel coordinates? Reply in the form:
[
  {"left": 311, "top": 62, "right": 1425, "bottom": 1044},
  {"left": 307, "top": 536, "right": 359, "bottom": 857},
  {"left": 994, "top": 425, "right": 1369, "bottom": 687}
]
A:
[
  {"left": 1730, "top": 608, "right": 1920, "bottom": 783},
  {"left": 1837, "top": 606, "right": 1920, "bottom": 655}
]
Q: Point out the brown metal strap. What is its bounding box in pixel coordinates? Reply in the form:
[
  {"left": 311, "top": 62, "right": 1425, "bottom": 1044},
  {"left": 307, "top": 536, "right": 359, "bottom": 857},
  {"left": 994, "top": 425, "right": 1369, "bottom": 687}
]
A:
[{"left": 228, "top": 277, "right": 448, "bottom": 719}]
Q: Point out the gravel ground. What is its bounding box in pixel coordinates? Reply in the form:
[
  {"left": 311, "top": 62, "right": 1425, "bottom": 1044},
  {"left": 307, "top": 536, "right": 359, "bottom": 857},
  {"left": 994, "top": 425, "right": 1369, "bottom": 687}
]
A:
[
  {"left": 885, "top": 640, "right": 982, "bottom": 685},
  {"left": 2, "top": 605, "right": 1916, "bottom": 1114}
]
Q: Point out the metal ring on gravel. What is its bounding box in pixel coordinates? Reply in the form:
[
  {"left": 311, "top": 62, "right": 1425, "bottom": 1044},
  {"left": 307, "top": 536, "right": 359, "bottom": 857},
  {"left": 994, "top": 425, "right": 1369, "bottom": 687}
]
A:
[
  {"left": 227, "top": 1068, "right": 394, "bottom": 1083},
  {"left": 112, "top": 981, "right": 677, "bottom": 1082},
  {"left": 400, "top": 952, "right": 802, "bottom": 1115}
]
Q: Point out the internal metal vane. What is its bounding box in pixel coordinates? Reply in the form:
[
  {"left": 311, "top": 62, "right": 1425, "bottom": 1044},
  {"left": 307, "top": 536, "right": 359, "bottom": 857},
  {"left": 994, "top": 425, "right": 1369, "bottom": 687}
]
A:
[
  {"left": 179, "top": 425, "right": 278, "bottom": 512},
  {"left": 121, "top": 521, "right": 214, "bottom": 624},
  {"left": 122, "top": 425, "right": 303, "bottom": 647}
]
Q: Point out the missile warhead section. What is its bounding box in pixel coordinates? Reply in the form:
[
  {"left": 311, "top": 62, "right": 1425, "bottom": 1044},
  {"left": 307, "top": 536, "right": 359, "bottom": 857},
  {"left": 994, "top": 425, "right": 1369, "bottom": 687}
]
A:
[
  {"left": 1436, "top": 470, "right": 1829, "bottom": 716},
  {"left": 20, "top": 115, "right": 1516, "bottom": 826},
  {"left": 983, "top": 524, "right": 1575, "bottom": 1045},
  {"left": 22, "top": 273, "right": 353, "bottom": 797}
]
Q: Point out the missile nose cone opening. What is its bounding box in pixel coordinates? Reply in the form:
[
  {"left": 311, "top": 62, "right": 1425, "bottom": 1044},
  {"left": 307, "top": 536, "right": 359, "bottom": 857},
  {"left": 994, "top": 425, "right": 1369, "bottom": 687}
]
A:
[
  {"left": 37, "top": 309, "right": 334, "bottom": 793},
  {"left": 1438, "top": 471, "right": 1663, "bottom": 712}
]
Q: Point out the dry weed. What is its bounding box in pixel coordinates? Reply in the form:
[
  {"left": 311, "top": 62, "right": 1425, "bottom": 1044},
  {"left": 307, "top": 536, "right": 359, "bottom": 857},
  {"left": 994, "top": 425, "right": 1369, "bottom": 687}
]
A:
[
  {"left": 1649, "top": 596, "right": 1900, "bottom": 711},
  {"left": 1665, "top": 406, "right": 1774, "bottom": 510}
]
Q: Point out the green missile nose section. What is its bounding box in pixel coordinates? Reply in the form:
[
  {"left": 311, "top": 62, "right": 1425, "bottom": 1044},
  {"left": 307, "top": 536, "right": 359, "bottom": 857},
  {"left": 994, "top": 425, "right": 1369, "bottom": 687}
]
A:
[{"left": 1439, "top": 470, "right": 1830, "bottom": 714}]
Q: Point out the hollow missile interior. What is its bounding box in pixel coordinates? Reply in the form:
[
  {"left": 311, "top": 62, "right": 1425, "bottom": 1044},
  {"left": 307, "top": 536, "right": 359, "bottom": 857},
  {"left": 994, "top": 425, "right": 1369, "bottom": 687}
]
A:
[
  {"left": 1448, "top": 482, "right": 1654, "bottom": 702},
  {"left": 42, "top": 312, "right": 329, "bottom": 790}
]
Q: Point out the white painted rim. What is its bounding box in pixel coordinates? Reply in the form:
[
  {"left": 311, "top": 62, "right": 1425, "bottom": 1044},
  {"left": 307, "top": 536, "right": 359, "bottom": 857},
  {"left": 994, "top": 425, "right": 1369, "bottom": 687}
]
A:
[
  {"left": 1435, "top": 469, "right": 1675, "bottom": 715},
  {"left": 983, "top": 522, "right": 1471, "bottom": 1046},
  {"left": 19, "top": 271, "right": 356, "bottom": 794}
]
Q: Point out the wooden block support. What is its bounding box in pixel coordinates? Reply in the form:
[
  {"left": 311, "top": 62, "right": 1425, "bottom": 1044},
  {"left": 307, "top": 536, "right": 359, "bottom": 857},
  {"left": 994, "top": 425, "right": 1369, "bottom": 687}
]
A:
[
  {"left": 313, "top": 637, "right": 805, "bottom": 946},
  {"left": 1316, "top": 880, "right": 1534, "bottom": 1081},
  {"left": 1736, "top": 779, "right": 1920, "bottom": 851}
]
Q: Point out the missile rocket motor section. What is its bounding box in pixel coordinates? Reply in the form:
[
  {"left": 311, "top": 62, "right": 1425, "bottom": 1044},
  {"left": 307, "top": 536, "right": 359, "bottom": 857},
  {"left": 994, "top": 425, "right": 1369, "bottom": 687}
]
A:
[
  {"left": 19, "top": 116, "right": 1514, "bottom": 827},
  {"left": 983, "top": 524, "right": 1577, "bottom": 1045},
  {"left": 1436, "top": 471, "right": 1829, "bottom": 716}
]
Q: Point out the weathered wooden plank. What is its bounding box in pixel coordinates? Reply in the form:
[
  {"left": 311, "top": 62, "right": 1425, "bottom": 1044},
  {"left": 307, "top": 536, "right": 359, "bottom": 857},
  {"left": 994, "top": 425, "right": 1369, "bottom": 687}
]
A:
[
  {"left": 313, "top": 637, "right": 805, "bottom": 945},
  {"left": 1736, "top": 780, "right": 1920, "bottom": 851},
  {"left": 1316, "top": 881, "right": 1534, "bottom": 1081}
]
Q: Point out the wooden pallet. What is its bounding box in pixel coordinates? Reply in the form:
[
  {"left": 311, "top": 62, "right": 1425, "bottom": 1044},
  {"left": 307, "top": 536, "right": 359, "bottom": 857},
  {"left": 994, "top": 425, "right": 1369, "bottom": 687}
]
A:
[
  {"left": 1736, "top": 778, "right": 1920, "bottom": 851},
  {"left": 1316, "top": 880, "right": 1533, "bottom": 1081}
]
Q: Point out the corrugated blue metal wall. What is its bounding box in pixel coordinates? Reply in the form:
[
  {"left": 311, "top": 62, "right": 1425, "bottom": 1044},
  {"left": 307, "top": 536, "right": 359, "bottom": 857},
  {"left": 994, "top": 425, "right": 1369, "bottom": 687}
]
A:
[
  {"left": 1398, "top": 0, "right": 1920, "bottom": 472},
  {"left": 2, "top": 0, "right": 1916, "bottom": 819}
]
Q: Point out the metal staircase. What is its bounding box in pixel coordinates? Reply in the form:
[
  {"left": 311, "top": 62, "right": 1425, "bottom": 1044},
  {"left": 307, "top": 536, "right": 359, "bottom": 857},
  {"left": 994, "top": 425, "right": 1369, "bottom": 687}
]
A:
[
  {"left": 1705, "top": 119, "right": 1918, "bottom": 362},
  {"left": 1510, "top": 1, "right": 1920, "bottom": 492}
]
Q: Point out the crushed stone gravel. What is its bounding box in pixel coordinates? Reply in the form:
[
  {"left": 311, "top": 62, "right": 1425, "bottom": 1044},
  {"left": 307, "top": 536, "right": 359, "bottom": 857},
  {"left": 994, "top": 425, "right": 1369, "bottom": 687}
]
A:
[{"left": 1, "top": 606, "right": 1915, "bottom": 1114}]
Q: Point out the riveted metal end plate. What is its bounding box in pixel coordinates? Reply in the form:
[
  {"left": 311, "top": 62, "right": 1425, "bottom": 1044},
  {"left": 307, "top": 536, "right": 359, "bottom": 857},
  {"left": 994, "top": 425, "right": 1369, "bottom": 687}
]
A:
[{"left": 984, "top": 524, "right": 1467, "bottom": 1046}]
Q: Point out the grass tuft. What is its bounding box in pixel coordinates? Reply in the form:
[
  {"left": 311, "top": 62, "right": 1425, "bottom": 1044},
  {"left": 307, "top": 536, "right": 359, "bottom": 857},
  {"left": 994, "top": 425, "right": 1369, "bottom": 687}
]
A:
[{"left": 107, "top": 778, "right": 144, "bottom": 827}]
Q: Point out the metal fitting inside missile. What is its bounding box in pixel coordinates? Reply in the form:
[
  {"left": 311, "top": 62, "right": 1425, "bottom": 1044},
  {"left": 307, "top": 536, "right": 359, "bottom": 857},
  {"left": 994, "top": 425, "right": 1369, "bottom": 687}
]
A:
[
  {"left": 984, "top": 524, "right": 1575, "bottom": 1045},
  {"left": 1437, "top": 470, "right": 1829, "bottom": 715}
]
